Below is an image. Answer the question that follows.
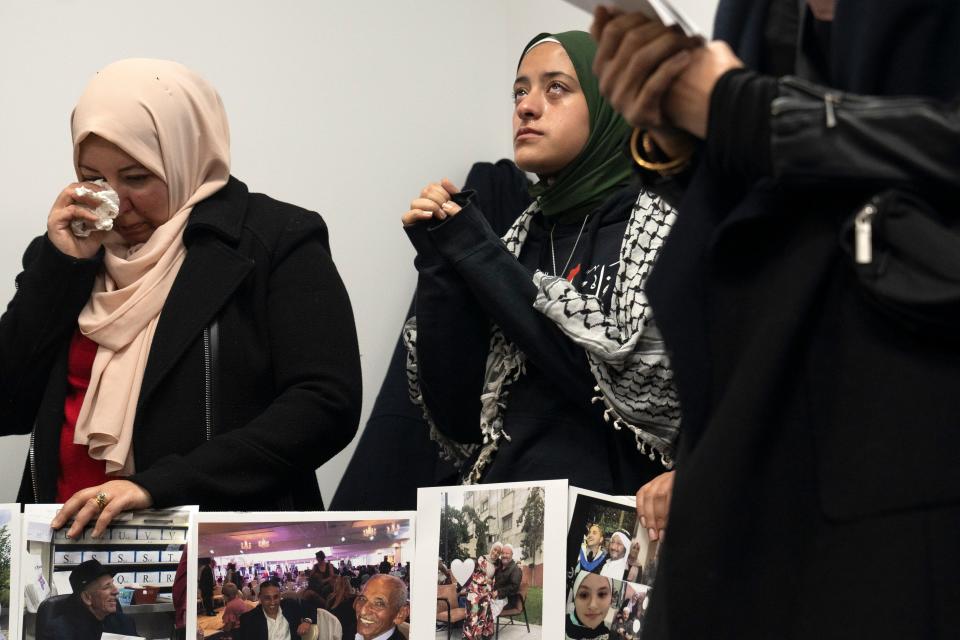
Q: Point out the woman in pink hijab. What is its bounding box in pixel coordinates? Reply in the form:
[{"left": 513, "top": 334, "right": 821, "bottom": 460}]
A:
[{"left": 1, "top": 59, "right": 361, "bottom": 534}]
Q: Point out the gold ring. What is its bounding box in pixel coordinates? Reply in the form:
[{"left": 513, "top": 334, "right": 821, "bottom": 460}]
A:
[{"left": 94, "top": 491, "right": 109, "bottom": 511}]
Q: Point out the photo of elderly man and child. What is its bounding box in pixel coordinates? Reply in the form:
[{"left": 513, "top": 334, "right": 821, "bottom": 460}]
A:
[{"left": 565, "top": 489, "right": 660, "bottom": 640}]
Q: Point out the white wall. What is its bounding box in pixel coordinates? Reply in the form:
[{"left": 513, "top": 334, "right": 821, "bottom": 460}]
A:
[{"left": 0, "top": 1, "right": 717, "bottom": 506}]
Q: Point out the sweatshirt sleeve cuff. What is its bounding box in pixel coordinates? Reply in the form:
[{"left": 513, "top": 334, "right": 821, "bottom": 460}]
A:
[
  {"left": 404, "top": 222, "right": 448, "bottom": 271},
  {"left": 427, "top": 190, "right": 502, "bottom": 264}
]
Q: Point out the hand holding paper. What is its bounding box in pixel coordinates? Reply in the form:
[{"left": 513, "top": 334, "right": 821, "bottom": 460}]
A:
[
  {"left": 590, "top": 5, "right": 743, "bottom": 141},
  {"left": 565, "top": 0, "right": 705, "bottom": 38}
]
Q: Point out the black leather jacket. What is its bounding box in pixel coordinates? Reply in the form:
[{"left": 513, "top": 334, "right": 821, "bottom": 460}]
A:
[{"left": 709, "top": 71, "right": 960, "bottom": 194}]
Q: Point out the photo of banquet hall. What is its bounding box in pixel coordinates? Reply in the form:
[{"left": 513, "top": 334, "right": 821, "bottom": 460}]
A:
[{"left": 196, "top": 517, "right": 412, "bottom": 639}]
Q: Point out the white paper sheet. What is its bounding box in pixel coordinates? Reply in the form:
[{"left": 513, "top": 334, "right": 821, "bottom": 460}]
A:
[
  {"left": 412, "top": 479, "right": 569, "bottom": 639},
  {"left": 562, "top": 0, "right": 705, "bottom": 37}
]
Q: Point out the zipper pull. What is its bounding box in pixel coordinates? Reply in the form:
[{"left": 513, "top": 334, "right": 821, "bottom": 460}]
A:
[
  {"left": 824, "top": 93, "right": 838, "bottom": 128},
  {"left": 854, "top": 203, "right": 877, "bottom": 264}
]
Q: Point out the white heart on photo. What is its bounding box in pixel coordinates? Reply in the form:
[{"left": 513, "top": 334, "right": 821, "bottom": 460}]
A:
[{"left": 450, "top": 558, "right": 475, "bottom": 586}]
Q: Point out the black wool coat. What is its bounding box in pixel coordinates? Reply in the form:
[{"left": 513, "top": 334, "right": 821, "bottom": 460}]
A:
[
  {"left": 5, "top": 176, "right": 361, "bottom": 510},
  {"left": 643, "top": 1, "right": 960, "bottom": 638}
]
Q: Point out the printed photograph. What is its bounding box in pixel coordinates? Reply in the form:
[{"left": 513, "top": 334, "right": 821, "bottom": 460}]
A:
[
  {"left": 566, "top": 574, "right": 653, "bottom": 640},
  {"left": 436, "top": 486, "right": 545, "bottom": 639},
  {"left": 566, "top": 490, "right": 659, "bottom": 588},
  {"left": 0, "top": 506, "right": 18, "bottom": 640},
  {"left": 19, "top": 505, "right": 193, "bottom": 640},
  {"left": 565, "top": 488, "right": 661, "bottom": 639},
  {"left": 194, "top": 512, "right": 414, "bottom": 640},
  {"left": 413, "top": 480, "right": 567, "bottom": 639}
]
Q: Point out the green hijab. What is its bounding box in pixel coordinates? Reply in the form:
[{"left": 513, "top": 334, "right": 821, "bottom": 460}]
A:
[{"left": 521, "top": 31, "right": 633, "bottom": 221}]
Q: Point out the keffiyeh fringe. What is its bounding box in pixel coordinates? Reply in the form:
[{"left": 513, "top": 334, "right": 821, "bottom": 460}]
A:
[{"left": 532, "top": 192, "right": 680, "bottom": 467}]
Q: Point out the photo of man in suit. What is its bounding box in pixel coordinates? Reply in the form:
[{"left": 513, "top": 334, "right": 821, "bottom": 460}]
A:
[{"left": 236, "top": 579, "right": 311, "bottom": 640}]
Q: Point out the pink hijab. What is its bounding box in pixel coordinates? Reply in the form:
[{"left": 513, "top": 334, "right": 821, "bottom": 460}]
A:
[{"left": 71, "top": 59, "right": 230, "bottom": 475}]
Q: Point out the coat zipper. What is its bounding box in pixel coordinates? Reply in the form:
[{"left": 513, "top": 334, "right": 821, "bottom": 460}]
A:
[
  {"left": 202, "top": 319, "right": 220, "bottom": 442},
  {"left": 854, "top": 202, "right": 878, "bottom": 264},
  {"left": 203, "top": 321, "right": 219, "bottom": 442},
  {"left": 772, "top": 76, "right": 931, "bottom": 122},
  {"left": 824, "top": 92, "right": 839, "bottom": 128},
  {"left": 29, "top": 424, "right": 39, "bottom": 503},
  {"left": 203, "top": 328, "right": 213, "bottom": 441},
  {"left": 34, "top": 321, "right": 221, "bottom": 501}
]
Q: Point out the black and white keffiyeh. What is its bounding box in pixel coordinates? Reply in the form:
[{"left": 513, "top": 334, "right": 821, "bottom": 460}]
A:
[{"left": 403, "top": 191, "right": 681, "bottom": 484}]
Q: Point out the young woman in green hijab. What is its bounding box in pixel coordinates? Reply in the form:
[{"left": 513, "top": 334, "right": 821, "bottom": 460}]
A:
[{"left": 401, "top": 31, "right": 679, "bottom": 497}]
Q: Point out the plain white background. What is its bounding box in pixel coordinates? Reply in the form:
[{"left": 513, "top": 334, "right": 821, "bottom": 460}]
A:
[{"left": 0, "top": 1, "right": 717, "bottom": 506}]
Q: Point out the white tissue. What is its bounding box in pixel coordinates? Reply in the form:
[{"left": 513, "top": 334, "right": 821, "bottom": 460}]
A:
[{"left": 70, "top": 179, "right": 120, "bottom": 237}]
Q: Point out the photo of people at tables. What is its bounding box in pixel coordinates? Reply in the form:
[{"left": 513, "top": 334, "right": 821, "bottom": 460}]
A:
[{"left": 196, "top": 518, "right": 411, "bottom": 639}]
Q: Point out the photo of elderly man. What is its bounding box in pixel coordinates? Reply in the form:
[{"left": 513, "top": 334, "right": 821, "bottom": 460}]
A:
[
  {"left": 37, "top": 559, "right": 137, "bottom": 640},
  {"left": 354, "top": 574, "right": 408, "bottom": 640}
]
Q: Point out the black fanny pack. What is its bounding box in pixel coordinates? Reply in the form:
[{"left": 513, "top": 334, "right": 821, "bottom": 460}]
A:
[{"left": 842, "top": 189, "right": 960, "bottom": 334}]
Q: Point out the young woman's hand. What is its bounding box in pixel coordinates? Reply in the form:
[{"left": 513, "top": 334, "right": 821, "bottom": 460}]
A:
[
  {"left": 47, "top": 182, "right": 110, "bottom": 259},
  {"left": 401, "top": 178, "right": 462, "bottom": 226},
  {"left": 636, "top": 470, "right": 675, "bottom": 541},
  {"left": 50, "top": 479, "right": 154, "bottom": 539}
]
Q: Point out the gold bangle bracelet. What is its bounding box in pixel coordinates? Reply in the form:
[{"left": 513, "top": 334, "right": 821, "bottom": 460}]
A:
[{"left": 629, "top": 128, "right": 694, "bottom": 176}]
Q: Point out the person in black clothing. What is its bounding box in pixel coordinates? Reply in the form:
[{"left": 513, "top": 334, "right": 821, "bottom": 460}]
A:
[
  {"left": 378, "top": 555, "right": 392, "bottom": 575},
  {"left": 591, "top": 1, "right": 960, "bottom": 637},
  {"left": 325, "top": 576, "right": 358, "bottom": 639},
  {"left": 236, "top": 580, "right": 311, "bottom": 640},
  {"left": 312, "top": 550, "right": 336, "bottom": 583},
  {"left": 299, "top": 574, "right": 327, "bottom": 617},
  {"left": 492, "top": 544, "right": 523, "bottom": 609},
  {"left": 4, "top": 58, "right": 359, "bottom": 538},
  {"left": 39, "top": 559, "right": 137, "bottom": 640},
  {"left": 401, "top": 30, "right": 679, "bottom": 496},
  {"left": 332, "top": 159, "right": 531, "bottom": 511},
  {"left": 199, "top": 557, "right": 217, "bottom": 617}
]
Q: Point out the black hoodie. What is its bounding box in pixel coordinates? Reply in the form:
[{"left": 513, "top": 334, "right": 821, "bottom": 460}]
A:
[{"left": 406, "top": 184, "right": 661, "bottom": 494}]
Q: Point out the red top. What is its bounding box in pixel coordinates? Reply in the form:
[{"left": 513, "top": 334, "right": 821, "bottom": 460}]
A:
[{"left": 56, "top": 328, "right": 109, "bottom": 502}]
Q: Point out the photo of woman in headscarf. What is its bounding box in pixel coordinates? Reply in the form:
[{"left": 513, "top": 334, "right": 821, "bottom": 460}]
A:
[
  {"left": 566, "top": 571, "right": 614, "bottom": 639},
  {"left": 400, "top": 29, "right": 679, "bottom": 498},
  {"left": 462, "top": 555, "right": 496, "bottom": 640},
  {"left": 0, "top": 58, "right": 360, "bottom": 534},
  {"left": 624, "top": 538, "right": 644, "bottom": 585}
]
